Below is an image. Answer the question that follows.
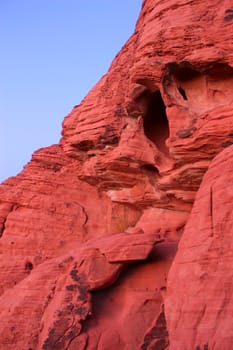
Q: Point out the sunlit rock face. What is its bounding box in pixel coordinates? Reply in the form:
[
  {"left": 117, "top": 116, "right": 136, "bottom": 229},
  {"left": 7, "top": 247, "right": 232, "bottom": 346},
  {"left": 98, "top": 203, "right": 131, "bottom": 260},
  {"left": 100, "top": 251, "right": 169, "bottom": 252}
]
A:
[{"left": 1, "top": 0, "right": 233, "bottom": 349}]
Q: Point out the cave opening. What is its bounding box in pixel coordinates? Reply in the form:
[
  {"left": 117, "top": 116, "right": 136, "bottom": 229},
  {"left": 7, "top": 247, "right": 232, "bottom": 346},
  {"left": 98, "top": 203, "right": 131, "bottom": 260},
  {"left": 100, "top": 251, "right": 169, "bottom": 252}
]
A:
[
  {"left": 178, "top": 87, "right": 188, "bottom": 100},
  {"left": 143, "top": 90, "right": 169, "bottom": 155},
  {"left": 25, "top": 261, "right": 33, "bottom": 272}
]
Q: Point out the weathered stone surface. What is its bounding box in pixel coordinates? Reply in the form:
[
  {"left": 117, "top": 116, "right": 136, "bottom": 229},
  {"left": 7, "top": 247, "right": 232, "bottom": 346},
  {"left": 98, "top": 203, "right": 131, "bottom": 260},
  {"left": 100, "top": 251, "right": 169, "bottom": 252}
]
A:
[
  {"left": 85, "top": 241, "right": 177, "bottom": 350},
  {"left": 61, "top": 0, "right": 233, "bottom": 212},
  {"left": 1, "top": 0, "right": 233, "bottom": 348},
  {"left": 166, "top": 145, "right": 233, "bottom": 350},
  {"left": 0, "top": 232, "right": 163, "bottom": 349}
]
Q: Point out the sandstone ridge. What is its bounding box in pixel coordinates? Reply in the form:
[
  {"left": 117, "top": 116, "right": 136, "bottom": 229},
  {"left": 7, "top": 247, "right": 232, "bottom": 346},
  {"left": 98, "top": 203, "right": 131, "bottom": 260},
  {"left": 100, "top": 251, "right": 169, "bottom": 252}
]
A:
[{"left": 1, "top": 0, "right": 233, "bottom": 349}]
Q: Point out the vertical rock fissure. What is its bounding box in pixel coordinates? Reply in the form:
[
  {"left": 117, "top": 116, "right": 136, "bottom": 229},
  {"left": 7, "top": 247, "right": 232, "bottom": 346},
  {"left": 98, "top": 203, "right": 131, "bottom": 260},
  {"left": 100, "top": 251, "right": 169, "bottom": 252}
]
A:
[{"left": 143, "top": 91, "right": 169, "bottom": 156}]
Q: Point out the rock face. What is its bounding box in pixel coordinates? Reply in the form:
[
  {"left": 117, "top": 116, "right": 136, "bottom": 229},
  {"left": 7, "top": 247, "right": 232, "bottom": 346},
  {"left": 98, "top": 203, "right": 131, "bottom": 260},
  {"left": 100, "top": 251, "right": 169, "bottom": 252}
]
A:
[
  {"left": 1, "top": 0, "right": 233, "bottom": 349},
  {"left": 165, "top": 145, "right": 233, "bottom": 350}
]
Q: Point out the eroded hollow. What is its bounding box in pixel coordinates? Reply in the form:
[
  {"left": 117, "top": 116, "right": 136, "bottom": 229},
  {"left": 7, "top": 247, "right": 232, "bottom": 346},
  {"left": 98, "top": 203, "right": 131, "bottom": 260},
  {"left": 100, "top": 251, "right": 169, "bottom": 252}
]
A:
[
  {"left": 143, "top": 90, "right": 169, "bottom": 156},
  {"left": 25, "top": 261, "right": 33, "bottom": 272},
  {"left": 82, "top": 242, "right": 177, "bottom": 349},
  {"left": 166, "top": 62, "right": 233, "bottom": 114}
]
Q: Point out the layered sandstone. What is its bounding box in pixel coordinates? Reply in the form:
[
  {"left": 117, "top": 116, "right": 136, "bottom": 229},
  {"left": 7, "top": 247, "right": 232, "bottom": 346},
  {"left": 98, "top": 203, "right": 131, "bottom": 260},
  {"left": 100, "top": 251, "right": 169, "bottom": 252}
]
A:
[
  {"left": 166, "top": 146, "right": 233, "bottom": 350},
  {"left": 1, "top": 0, "right": 233, "bottom": 349}
]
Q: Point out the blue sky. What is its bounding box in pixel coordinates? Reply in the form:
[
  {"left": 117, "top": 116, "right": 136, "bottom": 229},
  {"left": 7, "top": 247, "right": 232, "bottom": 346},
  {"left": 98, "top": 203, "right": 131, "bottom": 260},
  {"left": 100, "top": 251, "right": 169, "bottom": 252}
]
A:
[{"left": 0, "top": 1, "right": 142, "bottom": 182}]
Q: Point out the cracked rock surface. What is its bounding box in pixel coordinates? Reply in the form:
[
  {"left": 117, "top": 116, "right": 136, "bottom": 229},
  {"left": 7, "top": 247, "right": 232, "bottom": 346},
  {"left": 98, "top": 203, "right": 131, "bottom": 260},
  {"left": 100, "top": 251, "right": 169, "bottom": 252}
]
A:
[{"left": 1, "top": 0, "right": 233, "bottom": 349}]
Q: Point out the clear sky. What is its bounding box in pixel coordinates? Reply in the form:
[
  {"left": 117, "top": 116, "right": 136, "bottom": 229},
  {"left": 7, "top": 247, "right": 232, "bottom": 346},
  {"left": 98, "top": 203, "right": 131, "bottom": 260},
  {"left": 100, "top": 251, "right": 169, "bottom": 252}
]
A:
[{"left": 0, "top": 1, "right": 142, "bottom": 182}]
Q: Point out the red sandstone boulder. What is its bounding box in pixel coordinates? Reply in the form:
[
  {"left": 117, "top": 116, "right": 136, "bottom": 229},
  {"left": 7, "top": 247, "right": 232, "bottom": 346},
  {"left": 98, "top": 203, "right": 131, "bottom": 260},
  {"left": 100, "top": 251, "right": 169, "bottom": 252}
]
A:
[
  {"left": 166, "top": 145, "right": 233, "bottom": 350},
  {"left": 1, "top": 0, "right": 233, "bottom": 348}
]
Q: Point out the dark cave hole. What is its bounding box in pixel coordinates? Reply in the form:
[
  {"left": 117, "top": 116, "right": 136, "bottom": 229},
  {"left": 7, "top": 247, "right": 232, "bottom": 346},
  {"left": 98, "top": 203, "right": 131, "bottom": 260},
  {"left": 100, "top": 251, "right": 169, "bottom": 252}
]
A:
[
  {"left": 25, "top": 261, "right": 33, "bottom": 272},
  {"left": 178, "top": 87, "right": 188, "bottom": 100},
  {"left": 141, "top": 164, "right": 159, "bottom": 174},
  {"left": 143, "top": 90, "right": 169, "bottom": 155}
]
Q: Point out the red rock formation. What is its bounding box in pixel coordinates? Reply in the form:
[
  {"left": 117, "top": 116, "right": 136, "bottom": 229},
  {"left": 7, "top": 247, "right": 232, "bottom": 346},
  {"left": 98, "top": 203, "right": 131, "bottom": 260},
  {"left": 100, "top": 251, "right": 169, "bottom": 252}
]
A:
[
  {"left": 1, "top": 0, "right": 233, "bottom": 349},
  {"left": 166, "top": 146, "right": 233, "bottom": 350}
]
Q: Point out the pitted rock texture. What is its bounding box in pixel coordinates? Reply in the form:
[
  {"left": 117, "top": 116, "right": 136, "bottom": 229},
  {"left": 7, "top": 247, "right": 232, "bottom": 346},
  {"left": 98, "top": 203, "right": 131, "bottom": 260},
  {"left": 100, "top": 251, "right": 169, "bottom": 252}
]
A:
[{"left": 1, "top": 0, "right": 233, "bottom": 349}]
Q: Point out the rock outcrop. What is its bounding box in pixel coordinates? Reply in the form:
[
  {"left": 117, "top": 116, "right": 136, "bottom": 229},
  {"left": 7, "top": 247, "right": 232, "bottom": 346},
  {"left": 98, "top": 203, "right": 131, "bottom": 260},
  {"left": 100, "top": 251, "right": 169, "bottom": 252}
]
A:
[
  {"left": 166, "top": 145, "right": 233, "bottom": 350},
  {"left": 1, "top": 0, "right": 233, "bottom": 349}
]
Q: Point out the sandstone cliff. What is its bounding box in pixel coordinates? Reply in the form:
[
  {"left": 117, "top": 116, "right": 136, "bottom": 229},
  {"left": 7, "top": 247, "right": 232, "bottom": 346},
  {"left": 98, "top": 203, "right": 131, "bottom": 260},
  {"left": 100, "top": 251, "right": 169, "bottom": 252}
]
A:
[{"left": 1, "top": 0, "right": 233, "bottom": 349}]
